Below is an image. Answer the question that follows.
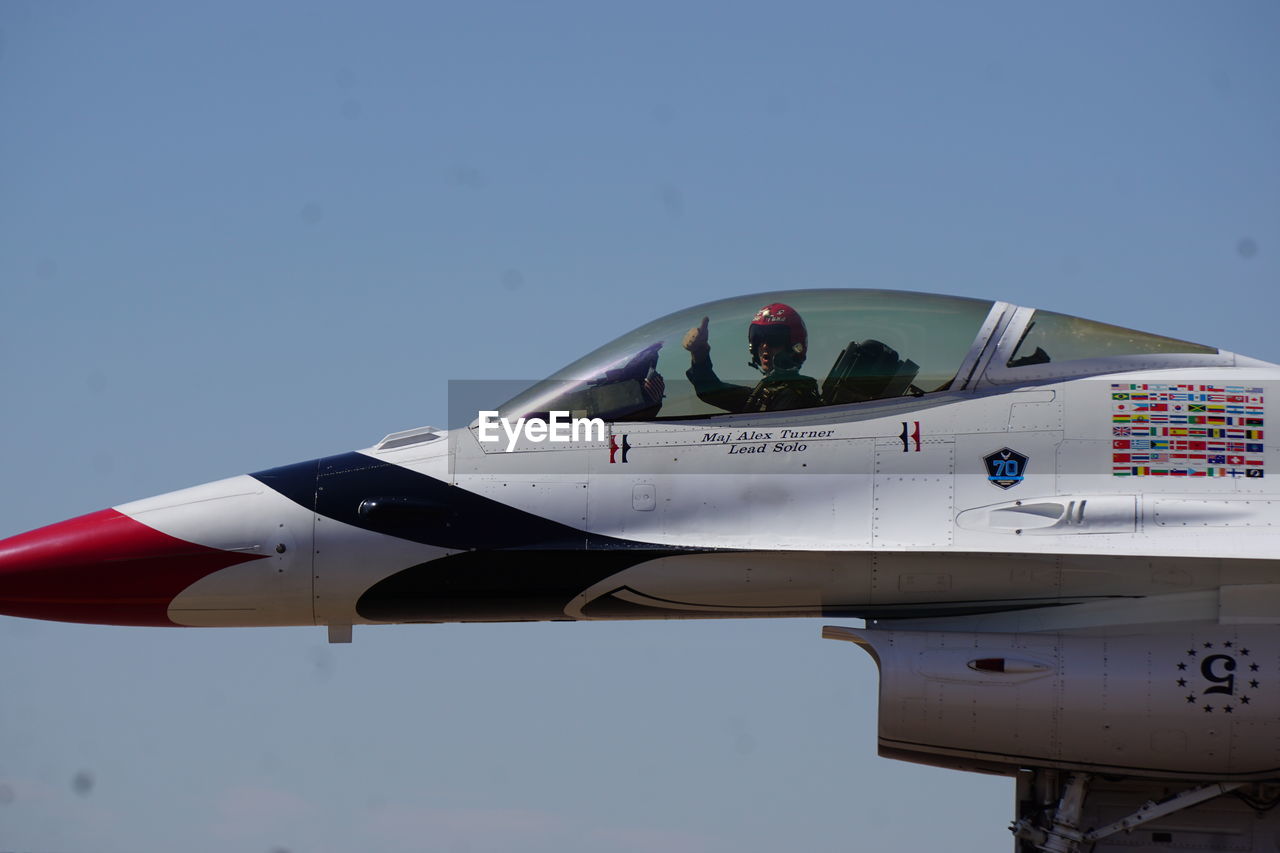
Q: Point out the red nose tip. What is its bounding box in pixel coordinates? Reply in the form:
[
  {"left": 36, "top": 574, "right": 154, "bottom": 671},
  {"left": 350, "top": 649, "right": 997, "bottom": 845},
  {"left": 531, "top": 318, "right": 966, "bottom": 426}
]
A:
[{"left": 0, "top": 509, "right": 266, "bottom": 626}]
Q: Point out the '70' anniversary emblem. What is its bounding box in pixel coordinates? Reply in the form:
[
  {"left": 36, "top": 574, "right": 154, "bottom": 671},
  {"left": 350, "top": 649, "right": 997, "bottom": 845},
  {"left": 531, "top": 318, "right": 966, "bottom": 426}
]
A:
[{"left": 984, "top": 447, "right": 1028, "bottom": 489}]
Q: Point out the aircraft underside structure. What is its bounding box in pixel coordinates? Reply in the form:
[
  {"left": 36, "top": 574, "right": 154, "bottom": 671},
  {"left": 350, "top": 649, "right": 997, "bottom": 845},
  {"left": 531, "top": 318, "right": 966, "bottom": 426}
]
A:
[{"left": 1013, "top": 773, "right": 1276, "bottom": 853}]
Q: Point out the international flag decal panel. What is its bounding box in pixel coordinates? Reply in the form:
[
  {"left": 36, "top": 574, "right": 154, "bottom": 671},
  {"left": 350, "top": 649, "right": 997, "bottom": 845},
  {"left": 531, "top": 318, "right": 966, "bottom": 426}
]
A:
[{"left": 1111, "top": 383, "right": 1265, "bottom": 478}]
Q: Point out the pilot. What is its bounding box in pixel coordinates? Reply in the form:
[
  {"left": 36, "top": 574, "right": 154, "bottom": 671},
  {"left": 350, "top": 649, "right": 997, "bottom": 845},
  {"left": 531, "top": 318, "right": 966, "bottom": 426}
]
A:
[{"left": 683, "top": 302, "right": 823, "bottom": 413}]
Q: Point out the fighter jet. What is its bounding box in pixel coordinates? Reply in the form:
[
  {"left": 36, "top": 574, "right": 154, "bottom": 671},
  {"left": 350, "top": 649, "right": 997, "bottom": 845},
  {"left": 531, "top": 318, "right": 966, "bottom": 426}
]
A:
[{"left": 3, "top": 289, "right": 1278, "bottom": 852}]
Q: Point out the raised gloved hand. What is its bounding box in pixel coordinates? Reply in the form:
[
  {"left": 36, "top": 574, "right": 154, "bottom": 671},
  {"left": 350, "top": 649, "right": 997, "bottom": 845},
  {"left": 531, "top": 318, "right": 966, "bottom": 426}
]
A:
[{"left": 682, "top": 316, "right": 710, "bottom": 363}]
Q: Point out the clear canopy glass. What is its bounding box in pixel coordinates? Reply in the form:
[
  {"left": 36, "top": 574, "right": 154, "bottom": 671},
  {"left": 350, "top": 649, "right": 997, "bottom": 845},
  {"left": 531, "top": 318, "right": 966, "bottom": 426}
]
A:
[
  {"left": 500, "top": 290, "right": 995, "bottom": 421},
  {"left": 1005, "top": 310, "right": 1216, "bottom": 369}
]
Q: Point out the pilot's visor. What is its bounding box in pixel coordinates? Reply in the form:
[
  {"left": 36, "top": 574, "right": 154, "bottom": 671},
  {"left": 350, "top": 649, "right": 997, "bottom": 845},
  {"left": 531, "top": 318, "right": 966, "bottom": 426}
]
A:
[{"left": 749, "top": 324, "right": 792, "bottom": 348}]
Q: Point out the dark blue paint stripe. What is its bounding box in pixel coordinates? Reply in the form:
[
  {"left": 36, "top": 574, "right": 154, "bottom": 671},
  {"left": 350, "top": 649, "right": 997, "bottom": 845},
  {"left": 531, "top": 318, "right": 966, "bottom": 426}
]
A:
[{"left": 251, "top": 452, "right": 678, "bottom": 552}]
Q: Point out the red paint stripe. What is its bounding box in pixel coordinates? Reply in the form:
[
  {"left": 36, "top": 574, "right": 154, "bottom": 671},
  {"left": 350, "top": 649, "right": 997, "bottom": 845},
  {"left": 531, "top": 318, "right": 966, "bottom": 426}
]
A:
[{"left": 0, "top": 508, "right": 266, "bottom": 626}]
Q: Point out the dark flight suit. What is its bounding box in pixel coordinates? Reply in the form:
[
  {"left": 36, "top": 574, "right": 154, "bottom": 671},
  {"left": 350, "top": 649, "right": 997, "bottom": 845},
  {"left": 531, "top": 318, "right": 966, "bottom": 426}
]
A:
[{"left": 687, "top": 358, "right": 822, "bottom": 413}]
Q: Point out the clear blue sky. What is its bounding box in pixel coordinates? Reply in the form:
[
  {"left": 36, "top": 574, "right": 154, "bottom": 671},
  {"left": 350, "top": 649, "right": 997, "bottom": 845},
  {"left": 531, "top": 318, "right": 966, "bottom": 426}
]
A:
[{"left": 1, "top": 2, "right": 1277, "bottom": 851}]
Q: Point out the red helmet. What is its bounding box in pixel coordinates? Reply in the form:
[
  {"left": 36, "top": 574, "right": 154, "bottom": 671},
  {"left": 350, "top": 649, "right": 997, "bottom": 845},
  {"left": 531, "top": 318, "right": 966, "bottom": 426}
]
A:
[{"left": 748, "top": 302, "right": 807, "bottom": 372}]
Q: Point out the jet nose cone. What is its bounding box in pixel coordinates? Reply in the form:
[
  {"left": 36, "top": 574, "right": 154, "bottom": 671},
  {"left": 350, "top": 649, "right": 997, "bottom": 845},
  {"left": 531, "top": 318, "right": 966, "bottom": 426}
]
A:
[{"left": 0, "top": 508, "right": 266, "bottom": 626}]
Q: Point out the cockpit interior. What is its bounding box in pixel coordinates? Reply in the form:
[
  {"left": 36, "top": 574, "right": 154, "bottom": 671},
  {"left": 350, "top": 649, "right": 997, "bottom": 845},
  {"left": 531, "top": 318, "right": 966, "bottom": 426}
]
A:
[{"left": 500, "top": 290, "right": 1221, "bottom": 422}]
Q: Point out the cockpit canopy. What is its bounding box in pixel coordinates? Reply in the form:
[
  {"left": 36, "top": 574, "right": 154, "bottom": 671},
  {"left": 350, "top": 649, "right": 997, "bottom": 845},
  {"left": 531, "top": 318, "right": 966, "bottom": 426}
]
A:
[{"left": 500, "top": 289, "right": 1219, "bottom": 422}]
